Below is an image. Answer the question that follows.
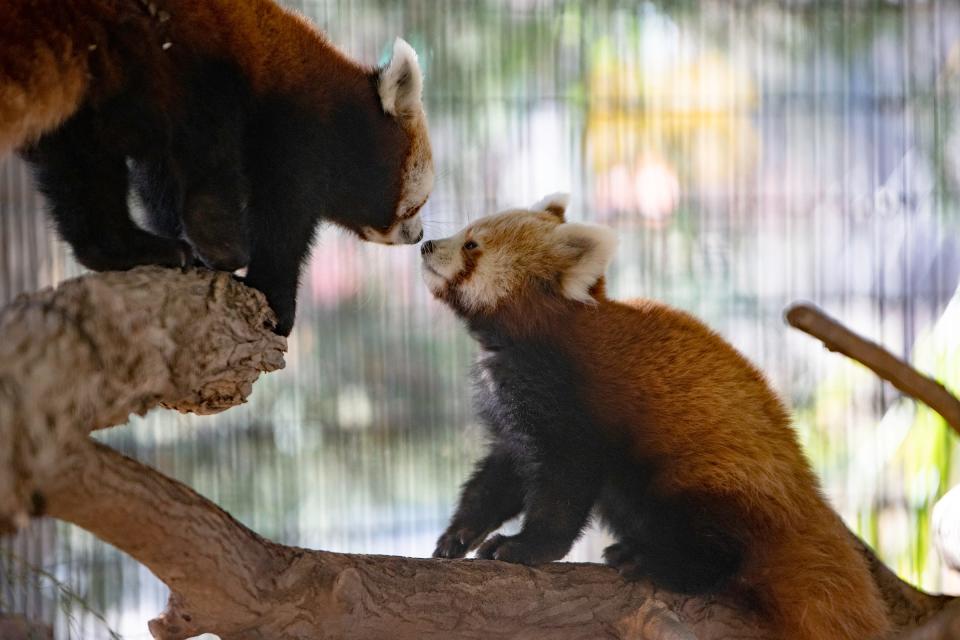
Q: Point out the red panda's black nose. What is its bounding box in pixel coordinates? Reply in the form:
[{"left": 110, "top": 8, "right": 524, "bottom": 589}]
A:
[{"left": 420, "top": 240, "right": 435, "bottom": 256}]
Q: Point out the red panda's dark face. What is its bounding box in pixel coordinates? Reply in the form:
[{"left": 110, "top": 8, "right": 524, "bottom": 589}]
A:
[
  {"left": 356, "top": 38, "right": 432, "bottom": 246},
  {"left": 420, "top": 194, "right": 617, "bottom": 316}
]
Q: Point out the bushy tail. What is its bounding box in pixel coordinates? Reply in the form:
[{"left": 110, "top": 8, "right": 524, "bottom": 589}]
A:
[
  {"left": 754, "top": 522, "right": 891, "bottom": 640},
  {"left": 0, "top": 1, "right": 91, "bottom": 156}
]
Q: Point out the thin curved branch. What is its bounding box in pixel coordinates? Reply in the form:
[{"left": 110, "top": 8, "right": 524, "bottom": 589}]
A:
[{"left": 785, "top": 303, "right": 960, "bottom": 435}]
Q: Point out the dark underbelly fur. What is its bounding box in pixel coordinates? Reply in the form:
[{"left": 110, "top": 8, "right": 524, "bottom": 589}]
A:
[
  {"left": 21, "top": 57, "right": 304, "bottom": 331},
  {"left": 23, "top": 59, "right": 253, "bottom": 275},
  {"left": 434, "top": 332, "right": 744, "bottom": 595},
  {"left": 20, "top": 56, "right": 398, "bottom": 337}
]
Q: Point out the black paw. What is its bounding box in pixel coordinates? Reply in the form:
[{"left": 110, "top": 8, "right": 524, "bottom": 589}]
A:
[
  {"left": 182, "top": 192, "right": 250, "bottom": 272},
  {"left": 74, "top": 235, "right": 194, "bottom": 272},
  {"left": 602, "top": 540, "right": 637, "bottom": 566},
  {"left": 433, "top": 526, "right": 484, "bottom": 559},
  {"left": 475, "top": 533, "right": 567, "bottom": 566},
  {"left": 175, "top": 240, "right": 196, "bottom": 270},
  {"left": 603, "top": 540, "right": 646, "bottom": 580},
  {"left": 191, "top": 242, "right": 250, "bottom": 272},
  {"left": 243, "top": 280, "right": 295, "bottom": 336},
  {"left": 272, "top": 307, "right": 294, "bottom": 337}
]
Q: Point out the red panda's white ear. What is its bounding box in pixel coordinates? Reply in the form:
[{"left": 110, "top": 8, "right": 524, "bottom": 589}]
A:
[
  {"left": 531, "top": 192, "right": 570, "bottom": 221},
  {"left": 378, "top": 38, "right": 424, "bottom": 118},
  {"left": 553, "top": 223, "right": 618, "bottom": 303}
]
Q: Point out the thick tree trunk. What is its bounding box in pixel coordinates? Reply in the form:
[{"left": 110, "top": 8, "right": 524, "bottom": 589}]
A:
[{"left": 0, "top": 270, "right": 955, "bottom": 639}]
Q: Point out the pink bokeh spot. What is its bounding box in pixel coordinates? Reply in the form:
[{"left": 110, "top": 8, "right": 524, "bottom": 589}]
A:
[
  {"left": 595, "top": 156, "right": 680, "bottom": 227},
  {"left": 308, "top": 237, "right": 361, "bottom": 307}
]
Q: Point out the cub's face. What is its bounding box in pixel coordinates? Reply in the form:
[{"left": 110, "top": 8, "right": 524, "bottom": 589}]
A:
[
  {"left": 421, "top": 194, "right": 617, "bottom": 315},
  {"left": 357, "top": 38, "right": 433, "bottom": 246}
]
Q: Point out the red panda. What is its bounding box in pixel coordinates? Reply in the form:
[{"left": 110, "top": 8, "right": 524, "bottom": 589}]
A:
[
  {"left": 1, "top": 0, "right": 433, "bottom": 335},
  {"left": 424, "top": 194, "right": 891, "bottom": 640}
]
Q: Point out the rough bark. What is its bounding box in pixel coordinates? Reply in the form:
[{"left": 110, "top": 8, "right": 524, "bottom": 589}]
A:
[
  {"left": 0, "top": 270, "right": 956, "bottom": 639},
  {"left": 0, "top": 266, "right": 286, "bottom": 530},
  {"left": 895, "top": 600, "right": 960, "bottom": 640},
  {"left": 45, "top": 438, "right": 764, "bottom": 640},
  {"left": 851, "top": 532, "right": 954, "bottom": 629}
]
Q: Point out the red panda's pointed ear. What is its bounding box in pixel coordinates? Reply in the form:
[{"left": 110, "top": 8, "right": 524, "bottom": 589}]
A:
[
  {"left": 531, "top": 192, "right": 569, "bottom": 221},
  {"left": 553, "top": 223, "right": 618, "bottom": 303},
  {"left": 378, "top": 38, "right": 424, "bottom": 118}
]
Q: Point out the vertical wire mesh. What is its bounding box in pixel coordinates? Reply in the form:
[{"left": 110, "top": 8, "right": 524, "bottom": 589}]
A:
[{"left": 1, "top": 1, "right": 960, "bottom": 637}]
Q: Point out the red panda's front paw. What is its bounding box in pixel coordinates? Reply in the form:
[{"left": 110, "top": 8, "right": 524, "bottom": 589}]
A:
[
  {"left": 433, "top": 526, "right": 482, "bottom": 559},
  {"left": 602, "top": 541, "right": 637, "bottom": 566},
  {"left": 475, "top": 533, "right": 567, "bottom": 566},
  {"left": 175, "top": 240, "right": 196, "bottom": 271},
  {"left": 603, "top": 540, "right": 646, "bottom": 579}
]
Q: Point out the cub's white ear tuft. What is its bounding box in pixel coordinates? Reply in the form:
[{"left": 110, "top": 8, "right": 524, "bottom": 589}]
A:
[
  {"left": 553, "top": 223, "right": 618, "bottom": 303},
  {"left": 531, "top": 192, "right": 570, "bottom": 220},
  {"left": 378, "top": 37, "right": 424, "bottom": 117}
]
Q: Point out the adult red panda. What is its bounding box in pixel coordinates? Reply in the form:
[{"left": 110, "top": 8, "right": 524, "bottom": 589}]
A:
[
  {"left": 1, "top": 0, "right": 433, "bottom": 335},
  {"left": 424, "top": 194, "right": 890, "bottom": 640}
]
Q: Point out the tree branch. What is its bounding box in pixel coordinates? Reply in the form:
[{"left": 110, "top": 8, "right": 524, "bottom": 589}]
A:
[
  {"left": 785, "top": 302, "right": 960, "bottom": 575},
  {"left": 45, "top": 438, "right": 765, "bottom": 640},
  {"left": 896, "top": 600, "right": 960, "bottom": 640},
  {"left": 784, "top": 302, "right": 960, "bottom": 434},
  {"left": 0, "top": 266, "right": 286, "bottom": 530}
]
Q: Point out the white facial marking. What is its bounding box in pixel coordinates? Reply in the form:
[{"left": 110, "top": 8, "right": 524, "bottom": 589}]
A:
[
  {"left": 420, "top": 219, "right": 521, "bottom": 312},
  {"left": 420, "top": 231, "right": 466, "bottom": 293},
  {"left": 375, "top": 38, "right": 434, "bottom": 250},
  {"left": 396, "top": 151, "right": 433, "bottom": 229},
  {"left": 421, "top": 197, "right": 619, "bottom": 311},
  {"left": 362, "top": 212, "right": 424, "bottom": 245},
  {"left": 456, "top": 244, "right": 517, "bottom": 311}
]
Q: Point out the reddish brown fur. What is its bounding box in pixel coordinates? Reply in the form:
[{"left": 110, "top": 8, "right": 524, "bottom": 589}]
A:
[
  {"left": 481, "top": 285, "right": 890, "bottom": 639},
  {"left": 426, "top": 206, "right": 894, "bottom": 640},
  {"left": 0, "top": 0, "right": 382, "bottom": 155}
]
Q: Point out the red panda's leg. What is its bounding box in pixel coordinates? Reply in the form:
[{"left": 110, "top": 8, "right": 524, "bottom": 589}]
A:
[
  {"left": 598, "top": 491, "right": 745, "bottom": 594},
  {"left": 242, "top": 199, "right": 319, "bottom": 336},
  {"left": 433, "top": 446, "right": 524, "bottom": 559},
  {"left": 168, "top": 60, "right": 251, "bottom": 272},
  {"left": 24, "top": 113, "right": 192, "bottom": 271},
  {"left": 181, "top": 168, "right": 250, "bottom": 272},
  {"left": 242, "top": 257, "right": 301, "bottom": 337},
  {"left": 475, "top": 455, "right": 602, "bottom": 566}
]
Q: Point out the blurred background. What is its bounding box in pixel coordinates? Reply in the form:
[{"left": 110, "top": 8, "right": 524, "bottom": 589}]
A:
[{"left": 3, "top": 0, "right": 960, "bottom": 637}]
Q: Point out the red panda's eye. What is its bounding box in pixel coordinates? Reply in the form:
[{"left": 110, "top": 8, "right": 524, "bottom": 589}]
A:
[{"left": 463, "top": 240, "right": 479, "bottom": 251}]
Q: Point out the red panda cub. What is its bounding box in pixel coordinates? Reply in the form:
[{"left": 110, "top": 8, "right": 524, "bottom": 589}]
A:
[
  {"left": 424, "top": 194, "right": 890, "bottom": 640},
  {"left": 2, "top": 0, "right": 433, "bottom": 335}
]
